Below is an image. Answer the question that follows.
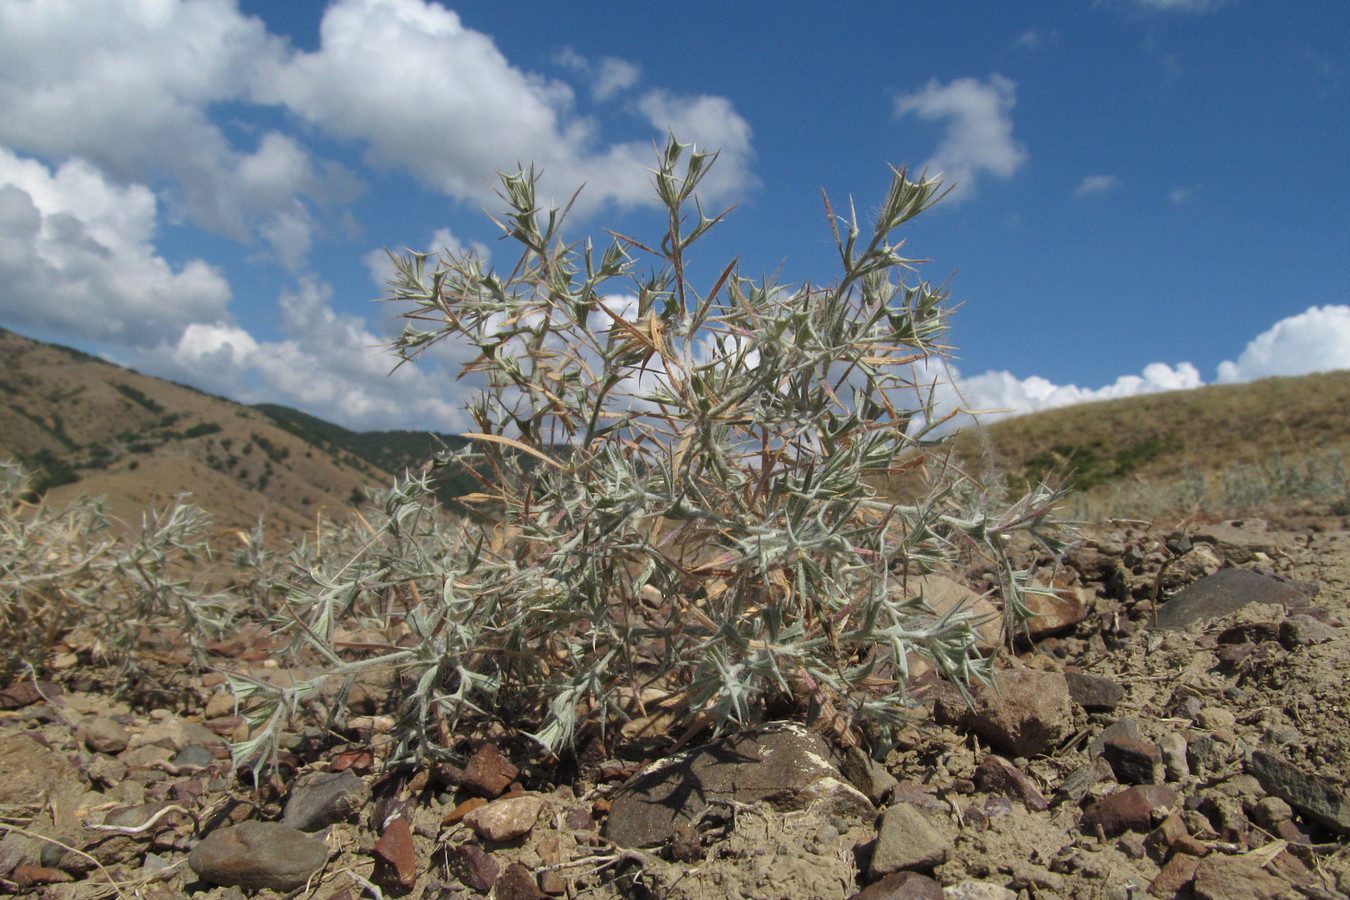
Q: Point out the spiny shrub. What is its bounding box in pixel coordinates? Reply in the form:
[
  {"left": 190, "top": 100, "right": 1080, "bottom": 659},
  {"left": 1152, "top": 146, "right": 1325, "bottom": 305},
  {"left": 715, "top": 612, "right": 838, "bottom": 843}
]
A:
[
  {"left": 0, "top": 462, "right": 237, "bottom": 684},
  {"left": 229, "top": 137, "right": 1070, "bottom": 776}
]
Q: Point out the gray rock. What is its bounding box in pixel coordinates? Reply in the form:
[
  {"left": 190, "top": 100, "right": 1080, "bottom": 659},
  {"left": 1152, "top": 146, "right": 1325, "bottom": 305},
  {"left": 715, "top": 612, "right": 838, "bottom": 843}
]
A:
[
  {"left": 603, "top": 721, "right": 871, "bottom": 848},
  {"left": 842, "top": 745, "right": 899, "bottom": 805},
  {"left": 868, "top": 802, "right": 950, "bottom": 878},
  {"left": 1154, "top": 568, "right": 1307, "bottom": 631},
  {"left": 188, "top": 821, "right": 328, "bottom": 891},
  {"left": 1280, "top": 614, "right": 1338, "bottom": 647},
  {"left": 282, "top": 769, "right": 367, "bottom": 831},
  {"left": 1064, "top": 671, "right": 1124, "bottom": 712},
  {"left": 1188, "top": 520, "right": 1289, "bottom": 566},
  {"left": 849, "top": 870, "right": 944, "bottom": 899},
  {"left": 1248, "top": 750, "right": 1350, "bottom": 834},
  {"left": 1102, "top": 735, "right": 1163, "bottom": 785}
]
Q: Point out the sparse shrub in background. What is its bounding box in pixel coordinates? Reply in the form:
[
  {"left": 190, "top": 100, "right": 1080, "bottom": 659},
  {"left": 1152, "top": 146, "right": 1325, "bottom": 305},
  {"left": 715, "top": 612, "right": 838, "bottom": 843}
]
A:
[
  {"left": 230, "top": 137, "right": 1070, "bottom": 776},
  {"left": 0, "top": 462, "right": 237, "bottom": 684}
]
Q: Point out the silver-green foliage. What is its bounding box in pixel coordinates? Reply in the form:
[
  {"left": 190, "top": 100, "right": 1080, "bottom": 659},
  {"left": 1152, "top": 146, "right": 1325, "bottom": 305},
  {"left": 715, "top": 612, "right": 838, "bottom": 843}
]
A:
[
  {"left": 0, "top": 462, "right": 237, "bottom": 684},
  {"left": 235, "top": 138, "right": 1069, "bottom": 774}
]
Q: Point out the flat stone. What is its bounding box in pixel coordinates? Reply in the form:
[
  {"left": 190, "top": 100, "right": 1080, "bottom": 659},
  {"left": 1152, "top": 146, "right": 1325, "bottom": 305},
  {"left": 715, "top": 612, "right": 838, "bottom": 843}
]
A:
[
  {"left": 973, "top": 754, "right": 1048, "bottom": 811},
  {"left": 1080, "top": 785, "right": 1178, "bottom": 838},
  {"left": 1154, "top": 569, "right": 1306, "bottom": 631},
  {"left": 868, "top": 802, "right": 950, "bottom": 878},
  {"left": 849, "top": 870, "right": 944, "bottom": 899},
  {"left": 188, "top": 821, "right": 328, "bottom": 891},
  {"left": 373, "top": 817, "right": 417, "bottom": 890},
  {"left": 1249, "top": 749, "right": 1350, "bottom": 834},
  {"left": 899, "top": 574, "right": 1004, "bottom": 650},
  {"left": 1192, "top": 853, "right": 1292, "bottom": 900},
  {"left": 604, "top": 721, "right": 871, "bottom": 849},
  {"left": 463, "top": 794, "right": 544, "bottom": 842},
  {"left": 462, "top": 743, "right": 519, "bottom": 798},
  {"left": 1064, "top": 671, "right": 1124, "bottom": 712},
  {"left": 282, "top": 769, "right": 367, "bottom": 831},
  {"left": 1189, "top": 520, "right": 1289, "bottom": 566},
  {"left": 932, "top": 669, "right": 1073, "bottom": 758},
  {"left": 0, "top": 733, "right": 84, "bottom": 810},
  {"left": 942, "top": 880, "right": 1016, "bottom": 900}
]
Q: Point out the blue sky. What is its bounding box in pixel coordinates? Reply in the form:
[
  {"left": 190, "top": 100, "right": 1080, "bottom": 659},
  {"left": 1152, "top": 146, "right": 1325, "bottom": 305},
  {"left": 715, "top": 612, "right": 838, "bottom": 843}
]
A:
[{"left": 1, "top": 0, "right": 1347, "bottom": 433}]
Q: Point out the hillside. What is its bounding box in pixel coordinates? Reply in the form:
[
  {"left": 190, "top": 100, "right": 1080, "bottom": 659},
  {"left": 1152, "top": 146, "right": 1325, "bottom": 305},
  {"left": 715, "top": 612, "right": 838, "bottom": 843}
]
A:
[
  {"left": 955, "top": 369, "right": 1350, "bottom": 519},
  {"left": 0, "top": 328, "right": 392, "bottom": 541}
]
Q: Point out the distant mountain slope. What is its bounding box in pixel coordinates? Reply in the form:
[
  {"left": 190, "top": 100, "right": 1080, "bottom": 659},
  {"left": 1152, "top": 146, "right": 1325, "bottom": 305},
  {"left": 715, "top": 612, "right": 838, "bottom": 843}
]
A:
[{"left": 0, "top": 328, "right": 391, "bottom": 541}]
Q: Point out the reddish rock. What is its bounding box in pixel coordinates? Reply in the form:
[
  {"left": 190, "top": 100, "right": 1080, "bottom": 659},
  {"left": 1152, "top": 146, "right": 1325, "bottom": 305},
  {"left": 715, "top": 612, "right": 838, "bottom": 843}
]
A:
[
  {"left": 494, "top": 861, "right": 545, "bottom": 900},
  {"left": 373, "top": 817, "right": 417, "bottom": 890},
  {"left": 973, "top": 754, "right": 1048, "bottom": 811},
  {"left": 446, "top": 842, "right": 498, "bottom": 893},
  {"left": 1150, "top": 854, "right": 1200, "bottom": 895},
  {"left": 463, "top": 794, "right": 545, "bottom": 842},
  {"left": 442, "top": 796, "right": 488, "bottom": 825},
  {"left": 463, "top": 743, "right": 519, "bottom": 798},
  {"left": 11, "top": 864, "right": 73, "bottom": 887},
  {"left": 1080, "top": 785, "right": 1178, "bottom": 837}
]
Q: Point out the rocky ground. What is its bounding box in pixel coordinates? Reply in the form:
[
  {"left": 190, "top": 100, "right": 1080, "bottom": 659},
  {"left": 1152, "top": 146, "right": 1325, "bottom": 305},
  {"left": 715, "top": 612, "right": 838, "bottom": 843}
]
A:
[{"left": 3, "top": 501, "right": 1350, "bottom": 900}]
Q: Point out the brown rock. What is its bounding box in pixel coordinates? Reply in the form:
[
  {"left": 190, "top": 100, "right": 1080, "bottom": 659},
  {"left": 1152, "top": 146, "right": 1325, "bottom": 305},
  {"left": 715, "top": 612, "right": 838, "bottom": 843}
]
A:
[
  {"left": 188, "top": 821, "right": 328, "bottom": 891},
  {"left": 1023, "top": 583, "right": 1090, "bottom": 637},
  {"left": 1192, "top": 854, "right": 1291, "bottom": 900},
  {"left": 1102, "top": 735, "right": 1163, "bottom": 785},
  {"left": 868, "top": 803, "right": 951, "bottom": 879},
  {"left": 973, "top": 754, "right": 1048, "bottom": 811},
  {"left": 850, "top": 870, "right": 945, "bottom": 899},
  {"left": 463, "top": 794, "right": 544, "bottom": 842},
  {"left": 79, "top": 717, "right": 131, "bottom": 754},
  {"left": 494, "top": 861, "right": 545, "bottom": 900},
  {"left": 1080, "top": 785, "right": 1178, "bottom": 837},
  {"left": 446, "top": 842, "right": 498, "bottom": 893},
  {"left": 901, "top": 574, "right": 1005, "bottom": 650},
  {"left": 11, "top": 864, "right": 73, "bottom": 887},
  {"left": 442, "top": 796, "right": 487, "bottom": 825},
  {"left": 462, "top": 743, "right": 519, "bottom": 798},
  {"left": 1064, "top": 671, "right": 1124, "bottom": 712},
  {"left": 373, "top": 817, "right": 417, "bottom": 890},
  {"left": 933, "top": 669, "right": 1073, "bottom": 758},
  {"left": 1150, "top": 854, "right": 1200, "bottom": 895}
]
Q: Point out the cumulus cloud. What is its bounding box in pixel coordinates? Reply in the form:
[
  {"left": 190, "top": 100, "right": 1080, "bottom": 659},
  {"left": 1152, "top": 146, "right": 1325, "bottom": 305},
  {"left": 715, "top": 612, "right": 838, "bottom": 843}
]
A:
[
  {"left": 1217, "top": 305, "right": 1350, "bottom": 383},
  {"left": 0, "top": 149, "right": 231, "bottom": 346},
  {"left": 138, "top": 276, "right": 478, "bottom": 433},
  {"left": 893, "top": 74, "right": 1026, "bottom": 203},
  {"left": 258, "top": 0, "right": 754, "bottom": 213},
  {"left": 0, "top": 1, "right": 356, "bottom": 267},
  {"left": 1075, "top": 175, "right": 1120, "bottom": 196}
]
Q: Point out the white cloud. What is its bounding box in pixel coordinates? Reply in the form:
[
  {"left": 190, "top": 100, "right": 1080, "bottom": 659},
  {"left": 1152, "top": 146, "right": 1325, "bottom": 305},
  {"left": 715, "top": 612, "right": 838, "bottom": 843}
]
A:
[
  {"left": 555, "top": 47, "right": 641, "bottom": 101},
  {"left": 1075, "top": 175, "right": 1120, "bottom": 196},
  {"left": 1132, "top": 0, "right": 1227, "bottom": 11},
  {"left": 894, "top": 75, "right": 1026, "bottom": 203},
  {"left": 1013, "top": 30, "right": 1059, "bottom": 50},
  {"left": 258, "top": 0, "right": 754, "bottom": 214},
  {"left": 139, "top": 276, "right": 478, "bottom": 433},
  {"left": 1169, "top": 187, "right": 1192, "bottom": 204},
  {"left": 1217, "top": 305, "right": 1350, "bottom": 384},
  {"left": 952, "top": 361, "right": 1203, "bottom": 422},
  {"left": 0, "top": 149, "right": 231, "bottom": 346},
  {"left": 0, "top": 0, "right": 364, "bottom": 268}
]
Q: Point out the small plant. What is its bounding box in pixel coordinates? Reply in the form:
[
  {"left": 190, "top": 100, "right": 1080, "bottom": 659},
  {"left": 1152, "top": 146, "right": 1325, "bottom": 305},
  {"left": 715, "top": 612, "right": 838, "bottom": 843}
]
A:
[
  {"left": 0, "top": 463, "right": 238, "bottom": 684},
  {"left": 230, "top": 137, "right": 1070, "bottom": 776}
]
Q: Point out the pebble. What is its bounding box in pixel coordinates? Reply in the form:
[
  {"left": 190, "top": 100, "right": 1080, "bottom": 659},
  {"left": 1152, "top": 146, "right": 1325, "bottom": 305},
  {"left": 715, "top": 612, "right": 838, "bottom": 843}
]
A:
[
  {"left": 1191, "top": 853, "right": 1292, "bottom": 900},
  {"left": 188, "top": 821, "right": 329, "bottom": 891},
  {"left": 462, "top": 742, "right": 519, "bottom": 798},
  {"left": 282, "top": 769, "right": 367, "bottom": 831},
  {"left": 80, "top": 716, "right": 130, "bottom": 754},
  {"left": 868, "top": 802, "right": 951, "bottom": 879},
  {"left": 1080, "top": 784, "right": 1178, "bottom": 837},
  {"left": 849, "top": 870, "right": 944, "bottom": 899},
  {"left": 373, "top": 817, "right": 417, "bottom": 890},
  {"left": 463, "top": 794, "right": 545, "bottom": 842},
  {"left": 1159, "top": 731, "right": 1190, "bottom": 781}
]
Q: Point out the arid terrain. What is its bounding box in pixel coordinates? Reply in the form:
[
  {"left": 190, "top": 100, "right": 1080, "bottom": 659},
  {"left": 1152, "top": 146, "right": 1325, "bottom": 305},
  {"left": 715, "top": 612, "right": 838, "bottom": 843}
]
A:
[{"left": 3, "top": 329, "right": 1350, "bottom": 899}]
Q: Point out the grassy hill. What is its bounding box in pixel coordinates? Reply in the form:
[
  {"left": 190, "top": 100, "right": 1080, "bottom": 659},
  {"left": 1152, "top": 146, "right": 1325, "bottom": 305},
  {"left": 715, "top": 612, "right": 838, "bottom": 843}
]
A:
[
  {"left": 954, "top": 370, "right": 1350, "bottom": 520},
  {"left": 3, "top": 325, "right": 1346, "bottom": 537}
]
